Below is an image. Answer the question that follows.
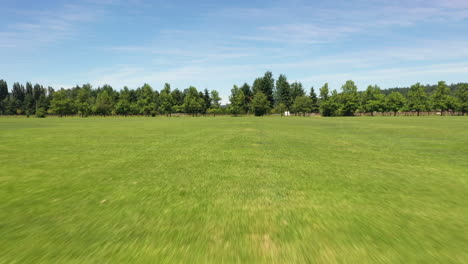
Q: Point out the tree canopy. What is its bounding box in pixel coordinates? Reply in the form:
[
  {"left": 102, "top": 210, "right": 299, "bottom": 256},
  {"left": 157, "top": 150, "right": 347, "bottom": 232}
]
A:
[{"left": 0, "top": 72, "right": 466, "bottom": 117}]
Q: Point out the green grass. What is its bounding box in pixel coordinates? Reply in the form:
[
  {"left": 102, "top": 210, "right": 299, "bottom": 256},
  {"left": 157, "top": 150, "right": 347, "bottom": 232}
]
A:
[{"left": 1, "top": 116, "right": 467, "bottom": 263}]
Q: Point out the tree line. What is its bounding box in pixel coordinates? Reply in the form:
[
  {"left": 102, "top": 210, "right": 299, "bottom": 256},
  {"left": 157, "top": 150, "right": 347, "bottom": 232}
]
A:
[
  {"left": 0, "top": 82, "right": 222, "bottom": 117},
  {"left": 0, "top": 72, "right": 467, "bottom": 117}
]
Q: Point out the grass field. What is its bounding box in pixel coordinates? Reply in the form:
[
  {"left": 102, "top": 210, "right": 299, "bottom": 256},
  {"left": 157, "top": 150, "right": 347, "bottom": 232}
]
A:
[{"left": 1, "top": 116, "right": 467, "bottom": 263}]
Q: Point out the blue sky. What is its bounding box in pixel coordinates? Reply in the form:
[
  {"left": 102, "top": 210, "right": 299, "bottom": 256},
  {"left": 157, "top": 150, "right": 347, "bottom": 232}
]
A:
[{"left": 1, "top": 0, "right": 468, "bottom": 102}]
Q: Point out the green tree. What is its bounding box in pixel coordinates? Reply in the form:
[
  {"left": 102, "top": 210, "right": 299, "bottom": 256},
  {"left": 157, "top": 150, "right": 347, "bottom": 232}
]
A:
[
  {"left": 273, "top": 103, "right": 287, "bottom": 116},
  {"left": 94, "top": 90, "right": 113, "bottom": 116},
  {"left": 252, "top": 71, "right": 275, "bottom": 106},
  {"left": 362, "top": 85, "right": 385, "bottom": 115},
  {"left": 275, "top": 74, "right": 291, "bottom": 109},
  {"left": 32, "top": 84, "right": 46, "bottom": 114},
  {"left": 24, "top": 93, "right": 35, "bottom": 117},
  {"left": 229, "top": 85, "right": 246, "bottom": 116},
  {"left": 407, "top": 82, "right": 429, "bottom": 116},
  {"left": 207, "top": 90, "right": 222, "bottom": 116},
  {"left": 24, "top": 82, "right": 34, "bottom": 114},
  {"left": 0, "top": 80, "right": 7, "bottom": 101},
  {"left": 159, "top": 86, "right": 174, "bottom": 116},
  {"left": 432, "top": 81, "right": 454, "bottom": 115},
  {"left": 50, "top": 89, "right": 74, "bottom": 117},
  {"left": 171, "top": 89, "right": 184, "bottom": 111},
  {"left": 184, "top": 86, "right": 204, "bottom": 116},
  {"left": 455, "top": 83, "right": 468, "bottom": 115},
  {"left": 0, "top": 80, "right": 9, "bottom": 114},
  {"left": 75, "top": 85, "right": 93, "bottom": 117},
  {"left": 292, "top": 96, "right": 312, "bottom": 116},
  {"left": 251, "top": 91, "right": 270, "bottom": 116},
  {"left": 320, "top": 90, "right": 340, "bottom": 117},
  {"left": 137, "top": 84, "right": 156, "bottom": 116},
  {"left": 115, "top": 87, "right": 132, "bottom": 116},
  {"left": 11, "top": 82, "right": 25, "bottom": 114},
  {"left": 203, "top": 89, "right": 211, "bottom": 111},
  {"left": 339, "top": 80, "right": 359, "bottom": 116},
  {"left": 290, "top": 82, "right": 305, "bottom": 102},
  {"left": 35, "top": 107, "right": 46, "bottom": 118},
  {"left": 386, "top": 91, "right": 406, "bottom": 116},
  {"left": 309, "top": 87, "right": 319, "bottom": 113},
  {"left": 319, "top": 83, "right": 329, "bottom": 101},
  {"left": 240, "top": 83, "right": 253, "bottom": 111},
  {"left": 210, "top": 90, "right": 221, "bottom": 108}
]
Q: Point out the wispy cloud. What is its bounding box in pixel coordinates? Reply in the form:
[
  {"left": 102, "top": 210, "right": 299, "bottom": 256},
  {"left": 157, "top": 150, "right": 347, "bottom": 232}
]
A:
[
  {"left": 239, "top": 24, "right": 358, "bottom": 44},
  {"left": 224, "top": 1, "right": 468, "bottom": 44},
  {"left": 0, "top": 3, "right": 107, "bottom": 48},
  {"left": 88, "top": 38, "right": 468, "bottom": 99},
  {"left": 1, "top": 0, "right": 467, "bottom": 97}
]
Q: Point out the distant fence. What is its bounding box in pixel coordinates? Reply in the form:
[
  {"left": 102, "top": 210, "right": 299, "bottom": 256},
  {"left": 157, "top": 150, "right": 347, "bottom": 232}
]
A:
[
  {"left": 356, "top": 111, "right": 466, "bottom": 116},
  {"left": 0, "top": 112, "right": 466, "bottom": 118}
]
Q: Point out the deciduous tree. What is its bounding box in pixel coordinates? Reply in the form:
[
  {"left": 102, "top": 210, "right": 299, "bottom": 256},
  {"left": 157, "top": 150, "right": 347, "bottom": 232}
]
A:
[
  {"left": 455, "top": 83, "right": 468, "bottom": 115},
  {"left": 432, "top": 81, "right": 454, "bottom": 115},
  {"left": 339, "top": 80, "right": 359, "bottom": 116},
  {"left": 386, "top": 91, "right": 406, "bottom": 116},
  {"left": 407, "top": 82, "right": 429, "bottom": 116},
  {"left": 292, "top": 96, "right": 312, "bottom": 116},
  {"left": 229, "top": 85, "right": 245, "bottom": 116},
  {"left": 251, "top": 91, "right": 270, "bottom": 116},
  {"left": 362, "top": 85, "right": 385, "bottom": 115}
]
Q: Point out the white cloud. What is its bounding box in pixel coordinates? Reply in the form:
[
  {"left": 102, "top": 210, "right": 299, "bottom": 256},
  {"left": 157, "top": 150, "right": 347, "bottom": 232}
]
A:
[{"left": 0, "top": 3, "right": 107, "bottom": 48}]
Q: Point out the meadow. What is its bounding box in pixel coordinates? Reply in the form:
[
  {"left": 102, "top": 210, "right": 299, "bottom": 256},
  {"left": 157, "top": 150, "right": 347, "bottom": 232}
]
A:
[{"left": 0, "top": 116, "right": 467, "bottom": 263}]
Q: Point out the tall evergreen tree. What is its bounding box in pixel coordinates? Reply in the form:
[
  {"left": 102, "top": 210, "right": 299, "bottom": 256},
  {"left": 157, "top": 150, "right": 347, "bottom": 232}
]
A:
[
  {"left": 23, "top": 82, "right": 35, "bottom": 115},
  {"left": 309, "top": 87, "right": 319, "bottom": 113},
  {"left": 203, "top": 89, "right": 211, "bottom": 111},
  {"left": 240, "top": 83, "right": 252, "bottom": 112},
  {"left": 0, "top": 80, "right": 8, "bottom": 114},
  {"left": 290, "top": 82, "right": 305, "bottom": 102},
  {"left": 0, "top": 80, "right": 9, "bottom": 101},
  {"left": 12, "top": 82, "right": 25, "bottom": 102},
  {"left": 11, "top": 83, "right": 25, "bottom": 114},
  {"left": 275, "top": 74, "right": 291, "bottom": 109},
  {"left": 252, "top": 72, "right": 275, "bottom": 106}
]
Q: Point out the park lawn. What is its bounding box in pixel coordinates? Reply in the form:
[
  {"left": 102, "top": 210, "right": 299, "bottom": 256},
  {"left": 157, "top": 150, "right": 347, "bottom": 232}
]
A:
[{"left": 0, "top": 116, "right": 467, "bottom": 263}]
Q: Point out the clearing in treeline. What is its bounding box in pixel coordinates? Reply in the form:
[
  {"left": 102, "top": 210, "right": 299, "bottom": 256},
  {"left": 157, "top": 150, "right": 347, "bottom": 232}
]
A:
[{"left": 0, "top": 116, "right": 467, "bottom": 263}]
